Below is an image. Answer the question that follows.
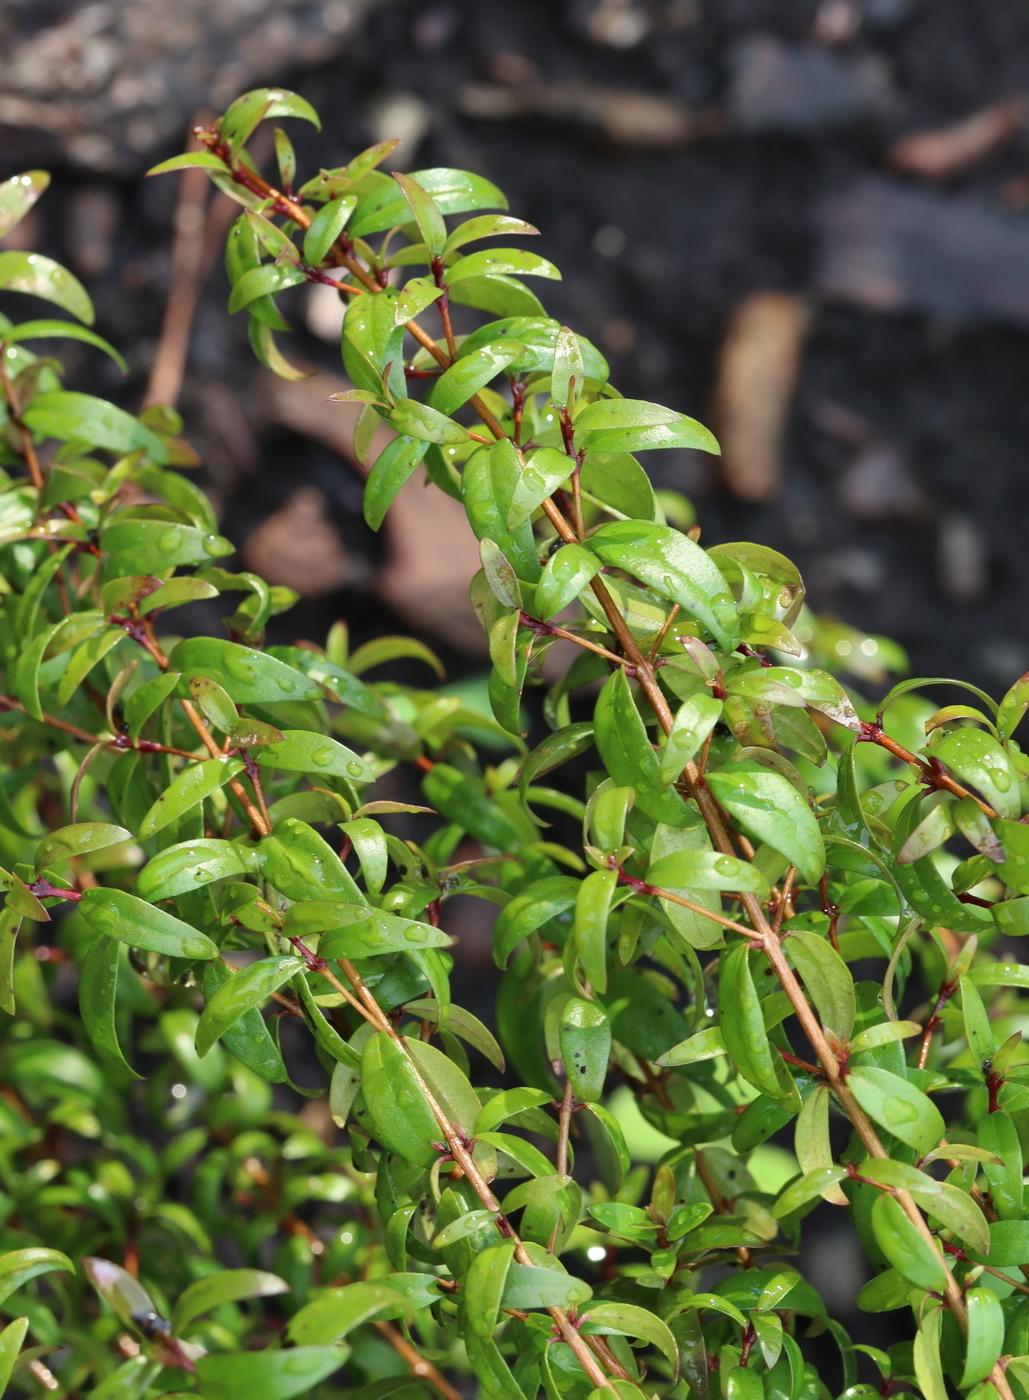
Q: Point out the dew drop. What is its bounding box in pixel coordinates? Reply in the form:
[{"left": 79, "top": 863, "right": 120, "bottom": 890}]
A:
[
  {"left": 194, "top": 869, "right": 213, "bottom": 884},
  {"left": 311, "top": 746, "right": 335, "bottom": 768},
  {"left": 275, "top": 675, "right": 296, "bottom": 693},
  {"left": 158, "top": 526, "right": 183, "bottom": 554},
  {"left": 714, "top": 856, "right": 736, "bottom": 876},
  {"left": 202, "top": 534, "right": 225, "bottom": 556},
  {"left": 404, "top": 926, "right": 427, "bottom": 942},
  {"left": 346, "top": 760, "right": 365, "bottom": 777}
]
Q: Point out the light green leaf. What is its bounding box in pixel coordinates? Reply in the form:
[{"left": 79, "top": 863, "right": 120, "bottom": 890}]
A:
[
  {"left": 138, "top": 756, "right": 244, "bottom": 839},
  {"left": 706, "top": 762, "right": 825, "bottom": 884},
  {"left": 173, "top": 1270, "right": 289, "bottom": 1332},
  {"left": 196, "top": 957, "right": 303, "bottom": 1057},
  {"left": 0, "top": 251, "right": 93, "bottom": 325}
]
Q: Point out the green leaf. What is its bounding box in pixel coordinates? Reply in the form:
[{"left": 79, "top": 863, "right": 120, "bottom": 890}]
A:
[
  {"left": 913, "top": 1307, "right": 946, "bottom": 1400},
  {"left": 169, "top": 638, "right": 322, "bottom": 704},
  {"left": 3, "top": 319, "right": 127, "bottom": 372},
  {"left": 0, "top": 171, "right": 49, "bottom": 239},
  {"left": 124, "top": 671, "right": 181, "bottom": 739},
  {"left": 388, "top": 398, "right": 469, "bottom": 445},
  {"left": 364, "top": 436, "right": 428, "bottom": 530},
  {"left": 587, "top": 521, "right": 738, "bottom": 650},
  {"left": 139, "top": 756, "right": 244, "bottom": 839},
  {"left": 173, "top": 1269, "right": 289, "bottom": 1332},
  {"left": 578, "top": 416, "right": 719, "bottom": 456},
  {"left": 25, "top": 392, "right": 167, "bottom": 460},
  {"left": 719, "top": 944, "right": 798, "bottom": 1103},
  {"left": 707, "top": 762, "right": 825, "bottom": 884},
  {"left": 647, "top": 849, "right": 769, "bottom": 896},
  {"left": 892, "top": 795, "right": 992, "bottom": 934},
  {"left": 930, "top": 727, "right": 1020, "bottom": 819},
  {"left": 960, "top": 974, "right": 996, "bottom": 1072},
  {"left": 35, "top": 822, "right": 131, "bottom": 874},
  {"left": 446, "top": 249, "right": 560, "bottom": 284},
  {"left": 359, "top": 1033, "right": 445, "bottom": 1167},
  {"left": 393, "top": 172, "right": 447, "bottom": 256},
  {"left": 475, "top": 1088, "right": 554, "bottom": 1134},
  {"left": 100, "top": 519, "right": 229, "bottom": 573},
  {"left": 480, "top": 538, "right": 522, "bottom": 610},
  {"left": 137, "top": 577, "right": 219, "bottom": 616},
  {"left": 292, "top": 904, "right": 452, "bottom": 958},
  {"left": 350, "top": 167, "right": 508, "bottom": 239},
  {"left": 660, "top": 693, "right": 723, "bottom": 782},
  {"left": 572, "top": 869, "right": 618, "bottom": 995},
  {"left": 502, "top": 1259, "right": 592, "bottom": 1311},
  {"left": 960, "top": 1286, "right": 1004, "bottom": 1388},
  {"left": 492, "top": 876, "right": 581, "bottom": 966},
  {"left": 849, "top": 1021, "right": 921, "bottom": 1053},
  {"left": 203, "top": 961, "right": 289, "bottom": 1084},
  {"left": 194, "top": 1348, "right": 345, "bottom": 1400},
  {"left": 559, "top": 997, "right": 610, "bottom": 1102},
  {"left": 188, "top": 676, "right": 239, "bottom": 732},
  {"left": 219, "top": 87, "right": 321, "bottom": 156},
  {"left": 260, "top": 820, "right": 365, "bottom": 903},
  {"left": 196, "top": 956, "right": 303, "bottom": 1057},
  {"left": 255, "top": 730, "right": 374, "bottom": 782},
  {"left": 998, "top": 670, "right": 1029, "bottom": 740},
  {"left": 655, "top": 1026, "right": 727, "bottom": 1068},
  {"left": 79, "top": 935, "right": 139, "bottom": 1078},
  {"left": 340, "top": 818, "right": 388, "bottom": 894},
  {"left": 79, "top": 887, "right": 217, "bottom": 961},
  {"left": 847, "top": 1067, "right": 945, "bottom": 1156},
  {"left": 56, "top": 628, "right": 126, "bottom": 709},
  {"left": 288, "top": 1281, "right": 403, "bottom": 1345},
  {"left": 304, "top": 195, "right": 357, "bottom": 265},
  {"left": 787, "top": 931, "right": 855, "bottom": 1040},
  {"left": 977, "top": 1112, "right": 1023, "bottom": 1220},
  {"left": 869, "top": 1194, "right": 948, "bottom": 1291},
  {"left": 968, "top": 1220, "right": 1029, "bottom": 1266},
  {"left": 0, "top": 1248, "right": 73, "bottom": 1307},
  {"left": 580, "top": 1302, "right": 679, "bottom": 1381},
  {"left": 465, "top": 1239, "right": 516, "bottom": 1340},
  {"left": 0, "top": 251, "right": 93, "bottom": 325},
  {"left": 148, "top": 150, "right": 229, "bottom": 175},
  {"left": 535, "top": 542, "right": 600, "bottom": 620},
  {"left": 227, "top": 263, "right": 306, "bottom": 313},
  {"left": 348, "top": 634, "right": 445, "bottom": 678},
  {"left": 594, "top": 670, "right": 690, "bottom": 826},
  {"left": 0, "top": 1316, "right": 28, "bottom": 1398},
  {"left": 431, "top": 341, "right": 524, "bottom": 416},
  {"left": 574, "top": 399, "right": 680, "bottom": 431}
]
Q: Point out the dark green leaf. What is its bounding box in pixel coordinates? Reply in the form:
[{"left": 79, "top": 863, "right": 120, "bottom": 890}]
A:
[
  {"left": 79, "top": 935, "right": 139, "bottom": 1078},
  {"left": 195, "top": 1348, "right": 345, "bottom": 1400},
  {"left": 197, "top": 957, "right": 303, "bottom": 1056},
  {"left": 139, "top": 756, "right": 244, "bottom": 839},
  {"left": 25, "top": 392, "right": 166, "bottom": 460},
  {"left": 35, "top": 822, "right": 130, "bottom": 874},
  {"left": 707, "top": 762, "right": 825, "bottom": 884},
  {"left": 170, "top": 638, "right": 322, "bottom": 703}
]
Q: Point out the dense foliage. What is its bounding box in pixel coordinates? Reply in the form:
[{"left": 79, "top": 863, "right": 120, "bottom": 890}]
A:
[{"left": 0, "top": 87, "right": 1027, "bottom": 1400}]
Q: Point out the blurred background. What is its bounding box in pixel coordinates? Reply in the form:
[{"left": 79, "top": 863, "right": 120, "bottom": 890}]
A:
[
  {"left": 3, "top": 0, "right": 1029, "bottom": 693},
  {"left": 4, "top": 0, "right": 1027, "bottom": 1342}
]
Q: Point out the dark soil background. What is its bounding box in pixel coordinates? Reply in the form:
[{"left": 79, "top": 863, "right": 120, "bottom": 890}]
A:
[{"left": 3, "top": 0, "right": 1029, "bottom": 1355}]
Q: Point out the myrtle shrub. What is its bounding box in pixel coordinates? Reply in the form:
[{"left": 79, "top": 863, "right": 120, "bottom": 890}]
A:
[{"left": 0, "top": 88, "right": 1026, "bottom": 1400}]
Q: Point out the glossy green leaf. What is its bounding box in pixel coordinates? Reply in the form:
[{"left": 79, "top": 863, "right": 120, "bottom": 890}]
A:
[
  {"left": 465, "top": 1239, "right": 516, "bottom": 1340},
  {"left": 34, "top": 822, "right": 130, "bottom": 874},
  {"left": 870, "top": 1193, "right": 948, "bottom": 1291},
  {"left": 660, "top": 693, "right": 723, "bottom": 782},
  {"left": 195, "top": 1347, "right": 345, "bottom": 1400},
  {"left": 139, "top": 756, "right": 243, "bottom": 839},
  {"left": 647, "top": 849, "right": 769, "bottom": 896},
  {"left": 24, "top": 392, "right": 167, "bottom": 459},
  {"left": 360, "top": 1033, "right": 446, "bottom": 1167},
  {"left": 930, "top": 727, "right": 1020, "bottom": 819},
  {"left": 255, "top": 730, "right": 374, "bottom": 782},
  {"left": 79, "top": 886, "right": 217, "bottom": 961},
  {"left": 0, "top": 251, "right": 93, "bottom": 325},
  {"left": 559, "top": 997, "right": 610, "bottom": 1102},
  {"left": 446, "top": 249, "right": 560, "bottom": 284},
  {"left": 0, "top": 171, "right": 49, "bottom": 238},
  {"left": 960, "top": 1286, "right": 1004, "bottom": 1388},
  {"left": 978, "top": 1112, "right": 1023, "bottom": 1220},
  {"left": 124, "top": 671, "right": 181, "bottom": 739},
  {"left": 587, "top": 521, "right": 737, "bottom": 649},
  {"left": 202, "top": 961, "right": 288, "bottom": 1084},
  {"left": 3, "top": 318, "right": 127, "bottom": 371},
  {"left": 288, "top": 1280, "right": 402, "bottom": 1345},
  {"left": 173, "top": 1269, "right": 289, "bottom": 1332},
  {"left": 535, "top": 542, "right": 600, "bottom": 621},
  {"left": 170, "top": 638, "right": 321, "bottom": 703},
  {"left": 350, "top": 167, "right": 508, "bottom": 238},
  {"left": 260, "top": 820, "right": 365, "bottom": 903},
  {"left": 79, "top": 934, "right": 139, "bottom": 1078},
  {"left": 364, "top": 436, "right": 428, "bottom": 530},
  {"left": 595, "top": 669, "right": 690, "bottom": 826},
  {"left": 304, "top": 195, "right": 357, "bottom": 265},
  {"left": 0, "top": 1316, "right": 28, "bottom": 1398},
  {"left": 388, "top": 398, "right": 469, "bottom": 445},
  {"left": 580, "top": 1302, "right": 678, "bottom": 1380},
  {"left": 433, "top": 342, "right": 524, "bottom": 417},
  {"left": 719, "top": 944, "right": 797, "bottom": 1103},
  {"left": 295, "top": 903, "right": 451, "bottom": 957},
  {"left": 572, "top": 868, "right": 618, "bottom": 995},
  {"left": 196, "top": 957, "right": 303, "bottom": 1057},
  {"left": 707, "top": 762, "right": 825, "bottom": 884},
  {"left": 787, "top": 931, "right": 855, "bottom": 1040},
  {"left": 848, "top": 1067, "right": 945, "bottom": 1155},
  {"left": 0, "top": 1248, "right": 73, "bottom": 1307}
]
